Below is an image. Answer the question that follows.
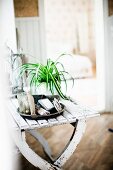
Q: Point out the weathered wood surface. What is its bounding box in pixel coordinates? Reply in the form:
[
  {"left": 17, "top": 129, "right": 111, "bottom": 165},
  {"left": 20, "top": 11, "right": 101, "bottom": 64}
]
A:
[
  {"left": 7, "top": 97, "right": 99, "bottom": 130},
  {"left": 7, "top": 97, "right": 99, "bottom": 170}
]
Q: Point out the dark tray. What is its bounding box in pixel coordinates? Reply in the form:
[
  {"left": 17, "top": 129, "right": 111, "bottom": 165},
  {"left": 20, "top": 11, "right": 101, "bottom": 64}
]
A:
[{"left": 18, "top": 95, "right": 65, "bottom": 120}]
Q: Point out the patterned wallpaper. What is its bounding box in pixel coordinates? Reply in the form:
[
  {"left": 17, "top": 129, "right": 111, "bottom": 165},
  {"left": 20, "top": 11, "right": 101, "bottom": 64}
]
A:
[{"left": 45, "top": 0, "right": 96, "bottom": 65}]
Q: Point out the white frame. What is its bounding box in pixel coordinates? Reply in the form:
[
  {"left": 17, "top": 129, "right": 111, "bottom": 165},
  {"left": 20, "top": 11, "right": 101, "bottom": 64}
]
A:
[
  {"left": 38, "top": 0, "right": 47, "bottom": 64},
  {"left": 94, "top": 0, "right": 108, "bottom": 112}
]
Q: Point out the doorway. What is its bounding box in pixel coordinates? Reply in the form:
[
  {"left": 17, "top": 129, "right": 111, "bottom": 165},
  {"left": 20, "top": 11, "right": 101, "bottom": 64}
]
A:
[
  {"left": 44, "top": 0, "right": 98, "bottom": 108},
  {"left": 13, "top": 0, "right": 108, "bottom": 111}
]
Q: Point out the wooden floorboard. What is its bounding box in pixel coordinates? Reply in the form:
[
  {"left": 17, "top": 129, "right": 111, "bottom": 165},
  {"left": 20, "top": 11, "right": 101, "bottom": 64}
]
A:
[{"left": 19, "top": 113, "right": 113, "bottom": 170}]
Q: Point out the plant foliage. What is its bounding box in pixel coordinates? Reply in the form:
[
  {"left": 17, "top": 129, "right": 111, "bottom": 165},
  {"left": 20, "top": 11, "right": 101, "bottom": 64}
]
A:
[{"left": 19, "top": 56, "right": 74, "bottom": 100}]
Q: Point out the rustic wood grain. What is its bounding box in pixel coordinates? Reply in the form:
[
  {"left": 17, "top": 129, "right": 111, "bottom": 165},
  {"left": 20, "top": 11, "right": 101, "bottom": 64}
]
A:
[
  {"left": 14, "top": 0, "right": 39, "bottom": 17},
  {"left": 108, "top": 0, "right": 113, "bottom": 16}
]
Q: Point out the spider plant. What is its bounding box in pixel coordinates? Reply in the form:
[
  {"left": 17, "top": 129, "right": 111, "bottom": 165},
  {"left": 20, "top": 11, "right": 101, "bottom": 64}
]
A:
[{"left": 19, "top": 56, "right": 74, "bottom": 100}]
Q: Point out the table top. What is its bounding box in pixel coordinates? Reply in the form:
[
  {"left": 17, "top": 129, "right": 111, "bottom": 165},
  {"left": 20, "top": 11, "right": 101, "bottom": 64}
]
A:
[{"left": 7, "top": 97, "right": 99, "bottom": 131}]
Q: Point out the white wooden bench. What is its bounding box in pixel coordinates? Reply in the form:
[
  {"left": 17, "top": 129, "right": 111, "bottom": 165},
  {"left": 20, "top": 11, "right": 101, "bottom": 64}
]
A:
[{"left": 7, "top": 96, "right": 99, "bottom": 170}]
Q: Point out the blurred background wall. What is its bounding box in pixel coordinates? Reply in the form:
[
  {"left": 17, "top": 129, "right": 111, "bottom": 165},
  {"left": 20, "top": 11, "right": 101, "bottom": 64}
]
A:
[{"left": 45, "top": 0, "right": 96, "bottom": 66}]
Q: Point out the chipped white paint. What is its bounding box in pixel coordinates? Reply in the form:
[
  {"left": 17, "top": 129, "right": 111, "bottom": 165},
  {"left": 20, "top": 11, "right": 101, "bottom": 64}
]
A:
[
  {"left": 54, "top": 119, "right": 86, "bottom": 167},
  {"left": 7, "top": 96, "right": 99, "bottom": 170},
  {"left": 12, "top": 130, "right": 61, "bottom": 170}
]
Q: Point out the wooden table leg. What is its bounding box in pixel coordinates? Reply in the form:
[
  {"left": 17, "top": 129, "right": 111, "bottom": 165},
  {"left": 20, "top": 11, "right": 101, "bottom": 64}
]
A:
[
  {"left": 26, "top": 119, "right": 86, "bottom": 169},
  {"left": 12, "top": 129, "right": 61, "bottom": 170},
  {"left": 12, "top": 119, "right": 86, "bottom": 170},
  {"left": 54, "top": 119, "right": 86, "bottom": 168},
  {"left": 27, "top": 129, "right": 52, "bottom": 160}
]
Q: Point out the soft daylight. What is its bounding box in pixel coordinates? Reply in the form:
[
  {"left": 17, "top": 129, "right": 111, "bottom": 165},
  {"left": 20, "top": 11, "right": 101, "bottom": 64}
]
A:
[{"left": 1, "top": 0, "right": 113, "bottom": 170}]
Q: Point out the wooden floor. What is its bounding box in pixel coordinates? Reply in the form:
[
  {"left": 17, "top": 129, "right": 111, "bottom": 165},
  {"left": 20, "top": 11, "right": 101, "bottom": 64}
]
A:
[{"left": 18, "top": 113, "right": 113, "bottom": 170}]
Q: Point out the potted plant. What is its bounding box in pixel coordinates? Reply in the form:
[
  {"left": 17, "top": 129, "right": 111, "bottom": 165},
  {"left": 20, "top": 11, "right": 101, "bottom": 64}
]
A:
[{"left": 19, "top": 54, "right": 74, "bottom": 100}]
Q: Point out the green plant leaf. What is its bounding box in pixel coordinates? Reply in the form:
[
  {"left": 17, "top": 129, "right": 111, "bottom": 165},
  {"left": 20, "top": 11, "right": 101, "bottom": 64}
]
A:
[{"left": 19, "top": 56, "right": 74, "bottom": 100}]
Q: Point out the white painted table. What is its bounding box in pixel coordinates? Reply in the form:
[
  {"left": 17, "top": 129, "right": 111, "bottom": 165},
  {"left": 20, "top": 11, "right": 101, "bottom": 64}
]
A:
[{"left": 7, "top": 96, "right": 99, "bottom": 170}]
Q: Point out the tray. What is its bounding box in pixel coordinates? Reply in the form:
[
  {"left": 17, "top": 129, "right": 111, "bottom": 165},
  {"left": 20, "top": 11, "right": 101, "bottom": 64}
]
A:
[{"left": 18, "top": 95, "right": 65, "bottom": 120}]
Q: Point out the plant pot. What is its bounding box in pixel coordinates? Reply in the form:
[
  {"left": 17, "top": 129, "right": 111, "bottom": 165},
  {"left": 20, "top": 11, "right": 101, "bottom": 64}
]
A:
[
  {"left": 36, "top": 83, "right": 51, "bottom": 95},
  {"left": 30, "top": 83, "right": 54, "bottom": 96}
]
